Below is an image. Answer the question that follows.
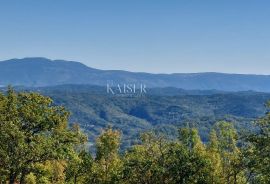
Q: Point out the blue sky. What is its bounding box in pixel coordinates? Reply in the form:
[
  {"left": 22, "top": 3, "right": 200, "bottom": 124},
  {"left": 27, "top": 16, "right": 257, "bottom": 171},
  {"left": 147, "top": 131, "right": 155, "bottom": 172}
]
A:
[{"left": 0, "top": 0, "right": 270, "bottom": 74}]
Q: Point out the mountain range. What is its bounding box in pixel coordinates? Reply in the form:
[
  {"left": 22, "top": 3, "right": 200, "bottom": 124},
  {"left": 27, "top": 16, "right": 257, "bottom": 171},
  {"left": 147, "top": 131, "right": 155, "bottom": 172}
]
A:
[
  {"left": 1, "top": 57, "right": 270, "bottom": 92},
  {"left": 0, "top": 56, "right": 270, "bottom": 149}
]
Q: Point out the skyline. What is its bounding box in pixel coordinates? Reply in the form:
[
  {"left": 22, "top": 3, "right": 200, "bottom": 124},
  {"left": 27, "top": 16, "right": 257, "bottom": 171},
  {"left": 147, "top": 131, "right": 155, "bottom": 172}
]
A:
[
  {"left": 1, "top": 1, "right": 270, "bottom": 74},
  {"left": 2, "top": 57, "right": 270, "bottom": 76}
]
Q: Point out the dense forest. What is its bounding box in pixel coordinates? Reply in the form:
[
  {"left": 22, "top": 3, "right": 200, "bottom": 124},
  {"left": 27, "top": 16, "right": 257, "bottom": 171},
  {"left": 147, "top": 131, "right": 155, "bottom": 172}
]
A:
[
  {"left": 0, "top": 88, "right": 269, "bottom": 183},
  {"left": 38, "top": 85, "right": 270, "bottom": 150}
]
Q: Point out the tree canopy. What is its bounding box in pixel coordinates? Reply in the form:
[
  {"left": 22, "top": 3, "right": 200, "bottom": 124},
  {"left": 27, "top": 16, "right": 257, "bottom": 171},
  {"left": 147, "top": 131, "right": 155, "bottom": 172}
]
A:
[{"left": 0, "top": 89, "right": 269, "bottom": 184}]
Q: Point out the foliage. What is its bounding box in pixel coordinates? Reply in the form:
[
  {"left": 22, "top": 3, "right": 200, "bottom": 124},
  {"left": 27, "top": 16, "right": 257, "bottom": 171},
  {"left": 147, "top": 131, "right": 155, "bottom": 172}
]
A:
[
  {"left": 244, "top": 102, "right": 270, "bottom": 183},
  {"left": 37, "top": 85, "right": 270, "bottom": 150},
  {"left": 0, "top": 88, "right": 85, "bottom": 183},
  {"left": 0, "top": 89, "right": 269, "bottom": 184},
  {"left": 87, "top": 128, "right": 123, "bottom": 184}
]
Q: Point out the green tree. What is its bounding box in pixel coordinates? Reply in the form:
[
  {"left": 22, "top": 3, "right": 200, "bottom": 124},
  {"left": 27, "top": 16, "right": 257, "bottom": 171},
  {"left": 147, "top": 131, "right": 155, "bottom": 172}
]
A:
[
  {"left": 0, "top": 88, "right": 85, "bottom": 183},
  {"left": 177, "top": 127, "right": 213, "bottom": 184},
  {"left": 214, "top": 121, "right": 246, "bottom": 184},
  {"left": 206, "top": 130, "right": 223, "bottom": 183},
  {"left": 245, "top": 102, "right": 270, "bottom": 183},
  {"left": 123, "top": 132, "right": 170, "bottom": 184},
  {"left": 87, "top": 127, "right": 123, "bottom": 184},
  {"left": 123, "top": 130, "right": 212, "bottom": 184},
  {"left": 65, "top": 150, "right": 93, "bottom": 184}
]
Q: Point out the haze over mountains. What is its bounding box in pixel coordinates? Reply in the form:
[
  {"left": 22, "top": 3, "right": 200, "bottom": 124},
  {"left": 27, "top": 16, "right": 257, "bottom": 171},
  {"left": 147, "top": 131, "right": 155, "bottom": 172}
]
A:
[
  {"left": 0, "top": 57, "right": 270, "bottom": 92},
  {"left": 1, "top": 57, "right": 270, "bottom": 148}
]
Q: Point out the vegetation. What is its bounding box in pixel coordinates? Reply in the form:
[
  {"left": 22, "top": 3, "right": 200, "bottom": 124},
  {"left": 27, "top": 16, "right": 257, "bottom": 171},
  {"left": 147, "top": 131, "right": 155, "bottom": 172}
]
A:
[
  {"left": 0, "top": 89, "right": 269, "bottom": 183},
  {"left": 38, "top": 85, "right": 270, "bottom": 149}
]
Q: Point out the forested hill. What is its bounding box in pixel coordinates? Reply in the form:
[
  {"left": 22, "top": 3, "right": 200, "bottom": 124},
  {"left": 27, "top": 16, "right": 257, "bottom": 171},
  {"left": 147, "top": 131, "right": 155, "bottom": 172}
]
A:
[
  {"left": 13, "top": 85, "right": 270, "bottom": 149},
  {"left": 1, "top": 87, "right": 270, "bottom": 183},
  {"left": 1, "top": 57, "right": 270, "bottom": 92}
]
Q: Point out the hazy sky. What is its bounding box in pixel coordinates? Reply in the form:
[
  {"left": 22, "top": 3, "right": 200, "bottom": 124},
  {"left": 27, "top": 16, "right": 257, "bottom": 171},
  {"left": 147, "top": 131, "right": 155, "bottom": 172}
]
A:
[{"left": 1, "top": 0, "right": 270, "bottom": 74}]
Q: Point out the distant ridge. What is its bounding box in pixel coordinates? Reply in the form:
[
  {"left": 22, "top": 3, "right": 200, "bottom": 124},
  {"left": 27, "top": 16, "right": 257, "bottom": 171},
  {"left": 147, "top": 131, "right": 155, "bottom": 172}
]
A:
[{"left": 1, "top": 57, "right": 270, "bottom": 92}]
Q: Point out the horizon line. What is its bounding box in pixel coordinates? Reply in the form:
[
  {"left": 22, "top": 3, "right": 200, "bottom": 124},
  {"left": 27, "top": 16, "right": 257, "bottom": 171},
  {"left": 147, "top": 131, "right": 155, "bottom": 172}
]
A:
[{"left": 1, "top": 57, "right": 270, "bottom": 76}]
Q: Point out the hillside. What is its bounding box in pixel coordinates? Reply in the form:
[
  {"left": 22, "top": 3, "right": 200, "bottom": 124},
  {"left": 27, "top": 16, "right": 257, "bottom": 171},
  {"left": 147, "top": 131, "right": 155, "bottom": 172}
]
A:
[
  {"left": 1, "top": 58, "right": 270, "bottom": 92},
  {"left": 18, "top": 85, "right": 269, "bottom": 149}
]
